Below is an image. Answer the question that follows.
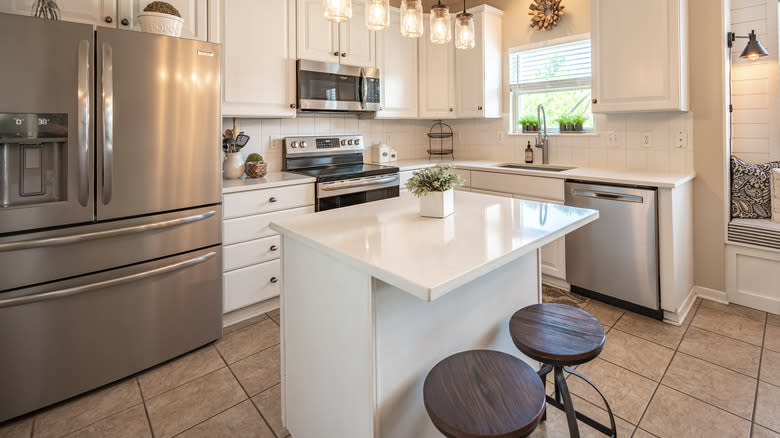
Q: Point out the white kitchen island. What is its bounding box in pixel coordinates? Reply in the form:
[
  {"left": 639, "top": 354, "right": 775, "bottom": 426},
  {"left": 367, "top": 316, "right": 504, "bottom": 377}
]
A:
[{"left": 270, "top": 191, "right": 598, "bottom": 438}]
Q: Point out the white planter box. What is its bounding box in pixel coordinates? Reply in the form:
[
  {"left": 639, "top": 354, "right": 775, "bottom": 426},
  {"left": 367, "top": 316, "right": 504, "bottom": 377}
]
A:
[
  {"left": 138, "top": 12, "right": 184, "bottom": 37},
  {"left": 419, "top": 189, "right": 454, "bottom": 218}
]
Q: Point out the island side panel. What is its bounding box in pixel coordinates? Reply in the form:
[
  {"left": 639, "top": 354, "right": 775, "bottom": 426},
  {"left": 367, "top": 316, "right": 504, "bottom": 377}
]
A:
[
  {"left": 374, "top": 251, "right": 542, "bottom": 438},
  {"left": 280, "top": 236, "right": 375, "bottom": 438}
]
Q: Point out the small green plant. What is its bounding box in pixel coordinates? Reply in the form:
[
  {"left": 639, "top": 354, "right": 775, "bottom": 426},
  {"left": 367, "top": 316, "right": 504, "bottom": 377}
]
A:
[
  {"left": 143, "top": 1, "right": 181, "bottom": 16},
  {"left": 518, "top": 115, "right": 538, "bottom": 126},
  {"left": 571, "top": 114, "right": 588, "bottom": 125},
  {"left": 555, "top": 114, "right": 573, "bottom": 125},
  {"left": 406, "top": 166, "right": 464, "bottom": 197},
  {"left": 246, "top": 153, "right": 264, "bottom": 163}
]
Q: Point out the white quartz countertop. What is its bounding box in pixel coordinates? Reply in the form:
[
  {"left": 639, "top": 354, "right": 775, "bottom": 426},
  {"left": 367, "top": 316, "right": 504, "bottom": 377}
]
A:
[
  {"left": 222, "top": 172, "right": 315, "bottom": 194},
  {"left": 270, "top": 191, "right": 598, "bottom": 301},
  {"left": 384, "top": 159, "right": 695, "bottom": 189}
]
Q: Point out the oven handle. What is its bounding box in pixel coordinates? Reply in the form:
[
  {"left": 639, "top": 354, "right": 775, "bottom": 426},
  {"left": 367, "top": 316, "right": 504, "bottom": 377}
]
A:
[
  {"left": 320, "top": 175, "right": 399, "bottom": 191},
  {"left": 0, "top": 252, "right": 216, "bottom": 309},
  {"left": 0, "top": 210, "right": 216, "bottom": 252}
]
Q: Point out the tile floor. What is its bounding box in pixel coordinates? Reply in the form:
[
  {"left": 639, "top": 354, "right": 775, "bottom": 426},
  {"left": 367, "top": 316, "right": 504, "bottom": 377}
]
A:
[{"left": 0, "top": 291, "right": 779, "bottom": 438}]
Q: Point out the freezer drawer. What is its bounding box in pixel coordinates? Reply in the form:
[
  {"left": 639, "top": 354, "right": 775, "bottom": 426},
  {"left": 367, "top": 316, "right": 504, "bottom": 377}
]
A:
[
  {"left": 0, "top": 247, "right": 222, "bottom": 422},
  {"left": 565, "top": 181, "right": 660, "bottom": 317}
]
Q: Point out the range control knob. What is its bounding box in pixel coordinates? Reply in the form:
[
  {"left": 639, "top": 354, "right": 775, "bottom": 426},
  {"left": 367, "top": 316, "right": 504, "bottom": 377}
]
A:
[
  {"left": 354, "top": 138, "right": 361, "bottom": 145},
  {"left": 341, "top": 140, "right": 347, "bottom": 146},
  {"left": 290, "top": 141, "right": 298, "bottom": 148},
  {"left": 299, "top": 141, "right": 307, "bottom": 149}
]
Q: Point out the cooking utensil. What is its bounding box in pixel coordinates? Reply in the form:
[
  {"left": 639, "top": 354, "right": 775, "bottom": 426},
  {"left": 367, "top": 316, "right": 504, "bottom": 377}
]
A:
[{"left": 234, "top": 132, "right": 250, "bottom": 151}]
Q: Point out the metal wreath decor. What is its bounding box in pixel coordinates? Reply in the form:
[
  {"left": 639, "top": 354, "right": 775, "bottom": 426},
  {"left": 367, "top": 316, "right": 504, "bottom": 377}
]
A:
[{"left": 529, "top": 0, "right": 564, "bottom": 31}]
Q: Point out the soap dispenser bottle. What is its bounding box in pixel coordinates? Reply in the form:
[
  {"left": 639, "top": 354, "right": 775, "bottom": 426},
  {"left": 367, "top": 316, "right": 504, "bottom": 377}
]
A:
[{"left": 525, "top": 141, "right": 534, "bottom": 163}]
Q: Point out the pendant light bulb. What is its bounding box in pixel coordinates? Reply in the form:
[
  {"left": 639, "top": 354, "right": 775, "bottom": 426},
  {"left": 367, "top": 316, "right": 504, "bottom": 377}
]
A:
[
  {"left": 323, "top": 0, "right": 351, "bottom": 23},
  {"left": 454, "top": 0, "right": 475, "bottom": 49},
  {"left": 400, "top": 0, "right": 424, "bottom": 38},
  {"left": 430, "top": 1, "right": 451, "bottom": 44},
  {"left": 366, "top": 0, "right": 389, "bottom": 30}
]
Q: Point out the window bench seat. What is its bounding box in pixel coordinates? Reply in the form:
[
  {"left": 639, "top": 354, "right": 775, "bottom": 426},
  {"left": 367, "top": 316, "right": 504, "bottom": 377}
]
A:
[{"left": 728, "top": 218, "right": 780, "bottom": 251}]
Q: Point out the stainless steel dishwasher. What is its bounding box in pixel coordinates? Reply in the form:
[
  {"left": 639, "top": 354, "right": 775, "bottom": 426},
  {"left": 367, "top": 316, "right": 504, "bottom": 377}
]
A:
[{"left": 564, "top": 181, "right": 661, "bottom": 319}]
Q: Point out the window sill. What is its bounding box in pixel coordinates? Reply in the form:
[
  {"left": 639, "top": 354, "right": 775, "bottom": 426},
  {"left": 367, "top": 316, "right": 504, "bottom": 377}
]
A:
[{"left": 508, "top": 131, "right": 601, "bottom": 137}]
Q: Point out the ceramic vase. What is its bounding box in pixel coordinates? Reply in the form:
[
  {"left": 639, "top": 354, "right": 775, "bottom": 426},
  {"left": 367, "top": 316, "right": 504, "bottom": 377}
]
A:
[
  {"left": 223, "top": 152, "right": 245, "bottom": 179},
  {"left": 137, "top": 12, "right": 184, "bottom": 37},
  {"left": 419, "top": 189, "right": 454, "bottom": 218}
]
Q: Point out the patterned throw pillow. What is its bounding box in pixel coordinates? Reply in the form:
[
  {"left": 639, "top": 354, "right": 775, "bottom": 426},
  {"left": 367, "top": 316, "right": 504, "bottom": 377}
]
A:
[
  {"left": 731, "top": 156, "right": 780, "bottom": 219},
  {"left": 772, "top": 169, "right": 780, "bottom": 223}
]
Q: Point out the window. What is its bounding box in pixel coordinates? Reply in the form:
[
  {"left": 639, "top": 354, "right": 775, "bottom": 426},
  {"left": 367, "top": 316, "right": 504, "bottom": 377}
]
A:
[{"left": 509, "top": 35, "right": 593, "bottom": 134}]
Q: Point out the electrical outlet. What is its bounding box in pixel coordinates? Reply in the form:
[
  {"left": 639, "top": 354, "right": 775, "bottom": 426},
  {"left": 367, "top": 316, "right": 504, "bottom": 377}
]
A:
[
  {"left": 640, "top": 133, "right": 652, "bottom": 147},
  {"left": 676, "top": 129, "right": 689, "bottom": 148},
  {"left": 497, "top": 131, "right": 505, "bottom": 144},
  {"left": 607, "top": 131, "right": 618, "bottom": 147},
  {"left": 269, "top": 137, "right": 281, "bottom": 151}
]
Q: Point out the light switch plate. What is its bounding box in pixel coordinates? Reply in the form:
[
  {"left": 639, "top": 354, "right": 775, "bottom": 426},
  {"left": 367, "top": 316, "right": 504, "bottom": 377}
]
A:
[
  {"left": 676, "top": 130, "right": 689, "bottom": 149},
  {"left": 607, "top": 131, "right": 618, "bottom": 147},
  {"left": 269, "top": 137, "right": 281, "bottom": 151}
]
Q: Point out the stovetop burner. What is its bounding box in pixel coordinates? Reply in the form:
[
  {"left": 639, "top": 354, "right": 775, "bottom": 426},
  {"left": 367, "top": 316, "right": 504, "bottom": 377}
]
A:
[{"left": 292, "top": 163, "right": 399, "bottom": 182}]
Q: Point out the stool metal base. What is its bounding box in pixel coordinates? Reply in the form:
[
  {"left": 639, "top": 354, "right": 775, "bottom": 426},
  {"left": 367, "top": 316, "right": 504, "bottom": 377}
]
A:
[{"left": 538, "top": 364, "right": 617, "bottom": 438}]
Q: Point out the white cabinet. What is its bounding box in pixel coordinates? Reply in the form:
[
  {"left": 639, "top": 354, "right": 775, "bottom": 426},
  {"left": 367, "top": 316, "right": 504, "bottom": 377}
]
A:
[
  {"left": 0, "top": 0, "right": 115, "bottom": 26},
  {"left": 418, "top": 14, "right": 456, "bottom": 119},
  {"left": 376, "top": 7, "right": 418, "bottom": 119},
  {"left": 118, "top": 0, "right": 207, "bottom": 41},
  {"left": 297, "top": 0, "right": 375, "bottom": 67},
  {"left": 591, "top": 0, "right": 688, "bottom": 112},
  {"left": 212, "top": 0, "right": 297, "bottom": 118},
  {"left": 455, "top": 5, "right": 502, "bottom": 119}
]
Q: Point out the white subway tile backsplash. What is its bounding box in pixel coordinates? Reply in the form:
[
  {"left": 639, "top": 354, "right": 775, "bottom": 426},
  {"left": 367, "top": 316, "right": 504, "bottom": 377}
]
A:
[{"left": 731, "top": 93, "right": 769, "bottom": 109}]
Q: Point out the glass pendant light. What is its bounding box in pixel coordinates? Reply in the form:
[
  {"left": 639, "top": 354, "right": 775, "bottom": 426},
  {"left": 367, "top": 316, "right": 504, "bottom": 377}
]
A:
[
  {"left": 454, "top": 0, "right": 475, "bottom": 49},
  {"left": 429, "top": 0, "right": 451, "bottom": 45},
  {"left": 400, "top": 0, "right": 423, "bottom": 38},
  {"left": 366, "top": 0, "right": 389, "bottom": 30},
  {"left": 323, "top": 0, "right": 351, "bottom": 23}
]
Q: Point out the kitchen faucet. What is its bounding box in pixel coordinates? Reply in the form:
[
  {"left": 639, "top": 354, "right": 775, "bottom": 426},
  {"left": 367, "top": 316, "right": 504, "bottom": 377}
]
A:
[{"left": 535, "top": 104, "right": 549, "bottom": 164}]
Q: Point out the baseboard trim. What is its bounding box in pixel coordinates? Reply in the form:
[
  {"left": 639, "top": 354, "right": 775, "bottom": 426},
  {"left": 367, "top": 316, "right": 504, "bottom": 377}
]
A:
[
  {"left": 693, "top": 285, "right": 729, "bottom": 304},
  {"left": 542, "top": 276, "right": 570, "bottom": 291},
  {"left": 663, "top": 285, "right": 698, "bottom": 326},
  {"left": 223, "top": 297, "right": 280, "bottom": 329}
]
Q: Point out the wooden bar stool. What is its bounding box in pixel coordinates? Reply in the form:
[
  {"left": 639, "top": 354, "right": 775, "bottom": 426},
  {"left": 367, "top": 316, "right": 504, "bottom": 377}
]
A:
[
  {"left": 510, "top": 303, "right": 617, "bottom": 438},
  {"left": 423, "top": 350, "right": 546, "bottom": 438}
]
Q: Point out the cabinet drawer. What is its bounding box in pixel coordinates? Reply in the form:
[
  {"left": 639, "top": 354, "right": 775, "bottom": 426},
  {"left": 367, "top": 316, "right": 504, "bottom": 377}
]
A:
[
  {"left": 223, "top": 184, "right": 314, "bottom": 219},
  {"left": 471, "top": 171, "right": 564, "bottom": 201},
  {"left": 224, "top": 259, "right": 280, "bottom": 313},
  {"left": 224, "top": 235, "right": 281, "bottom": 272},
  {"left": 223, "top": 206, "right": 315, "bottom": 245},
  {"left": 451, "top": 168, "right": 471, "bottom": 187}
]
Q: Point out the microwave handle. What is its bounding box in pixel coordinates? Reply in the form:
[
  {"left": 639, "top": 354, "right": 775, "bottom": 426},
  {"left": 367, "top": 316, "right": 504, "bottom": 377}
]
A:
[{"left": 359, "top": 68, "right": 368, "bottom": 110}]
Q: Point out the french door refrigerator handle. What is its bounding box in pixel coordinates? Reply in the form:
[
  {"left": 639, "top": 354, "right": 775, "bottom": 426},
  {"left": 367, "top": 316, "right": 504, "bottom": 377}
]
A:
[
  {"left": 0, "top": 251, "right": 216, "bottom": 309},
  {"left": 101, "top": 42, "right": 114, "bottom": 205},
  {"left": 0, "top": 210, "right": 217, "bottom": 252},
  {"left": 77, "top": 39, "right": 90, "bottom": 207}
]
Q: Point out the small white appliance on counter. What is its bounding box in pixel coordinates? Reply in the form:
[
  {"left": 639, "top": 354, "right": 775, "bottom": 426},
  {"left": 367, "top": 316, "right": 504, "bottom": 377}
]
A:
[{"left": 369, "top": 144, "right": 397, "bottom": 164}]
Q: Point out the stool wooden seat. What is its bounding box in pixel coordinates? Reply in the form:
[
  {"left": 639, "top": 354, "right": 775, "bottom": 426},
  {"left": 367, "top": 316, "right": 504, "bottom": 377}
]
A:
[
  {"left": 423, "top": 350, "right": 546, "bottom": 438},
  {"left": 510, "top": 303, "right": 615, "bottom": 438}
]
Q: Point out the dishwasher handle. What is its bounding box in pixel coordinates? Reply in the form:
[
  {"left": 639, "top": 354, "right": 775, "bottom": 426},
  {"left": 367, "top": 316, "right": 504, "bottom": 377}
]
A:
[{"left": 572, "top": 189, "right": 644, "bottom": 204}]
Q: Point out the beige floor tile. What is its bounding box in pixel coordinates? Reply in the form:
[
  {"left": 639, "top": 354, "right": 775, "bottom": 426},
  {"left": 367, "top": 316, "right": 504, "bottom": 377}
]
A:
[
  {"left": 768, "top": 313, "right": 780, "bottom": 327},
  {"left": 661, "top": 353, "right": 757, "bottom": 419},
  {"left": 699, "top": 300, "right": 766, "bottom": 321},
  {"left": 175, "top": 400, "right": 274, "bottom": 438},
  {"left": 678, "top": 327, "right": 762, "bottom": 377},
  {"left": 754, "top": 382, "right": 780, "bottom": 433},
  {"left": 640, "top": 385, "right": 750, "bottom": 438},
  {"left": 63, "top": 404, "right": 151, "bottom": 438},
  {"left": 215, "top": 319, "right": 280, "bottom": 364},
  {"left": 267, "top": 309, "right": 280, "bottom": 325},
  {"left": 633, "top": 429, "right": 659, "bottom": 438},
  {"left": 529, "top": 394, "right": 634, "bottom": 438},
  {"left": 612, "top": 311, "right": 688, "bottom": 349},
  {"left": 582, "top": 300, "right": 625, "bottom": 328},
  {"left": 765, "top": 323, "right": 780, "bottom": 353},
  {"left": 252, "top": 385, "right": 288, "bottom": 438},
  {"left": 139, "top": 345, "right": 225, "bottom": 399},
  {"left": 761, "top": 349, "right": 780, "bottom": 387},
  {"left": 0, "top": 417, "right": 33, "bottom": 438},
  {"left": 33, "top": 378, "right": 142, "bottom": 438},
  {"left": 145, "top": 368, "right": 247, "bottom": 438},
  {"left": 753, "top": 424, "right": 780, "bottom": 438},
  {"left": 691, "top": 303, "right": 765, "bottom": 346},
  {"left": 567, "top": 358, "right": 656, "bottom": 424},
  {"left": 230, "top": 345, "right": 281, "bottom": 397},
  {"left": 224, "top": 314, "right": 270, "bottom": 336},
  {"left": 599, "top": 329, "right": 674, "bottom": 381}
]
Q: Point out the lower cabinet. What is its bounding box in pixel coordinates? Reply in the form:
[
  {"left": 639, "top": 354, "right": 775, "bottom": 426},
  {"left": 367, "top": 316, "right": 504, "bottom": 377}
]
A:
[{"left": 222, "top": 182, "right": 315, "bottom": 320}]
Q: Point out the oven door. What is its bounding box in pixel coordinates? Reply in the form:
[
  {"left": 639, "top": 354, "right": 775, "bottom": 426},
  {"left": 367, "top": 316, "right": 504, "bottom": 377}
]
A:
[
  {"left": 317, "top": 174, "right": 400, "bottom": 211},
  {"left": 297, "top": 60, "right": 364, "bottom": 111}
]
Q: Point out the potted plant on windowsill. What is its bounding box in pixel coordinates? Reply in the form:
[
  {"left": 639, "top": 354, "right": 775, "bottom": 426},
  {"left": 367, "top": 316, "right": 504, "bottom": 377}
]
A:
[
  {"left": 138, "top": 1, "right": 184, "bottom": 37},
  {"left": 555, "top": 115, "right": 573, "bottom": 132},
  {"left": 572, "top": 114, "right": 588, "bottom": 132},
  {"left": 519, "top": 115, "right": 539, "bottom": 133},
  {"left": 406, "top": 166, "right": 464, "bottom": 218}
]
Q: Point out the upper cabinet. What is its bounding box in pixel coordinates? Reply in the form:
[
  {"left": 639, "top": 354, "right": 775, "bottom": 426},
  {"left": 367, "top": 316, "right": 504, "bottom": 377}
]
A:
[
  {"left": 376, "top": 7, "right": 418, "bottom": 119},
  {"left": 591, "top": 0, "right": 688, "bottom": 113},
  {"left": 297, "top": 0, "right": 375, "bottom": 68},
  {"left": 0, "top": 0, "right": 207, "bottom": 40},
  {"left": 211, "top": 0, "right": 297, "bottom": 118},
  {"left": 418, "top": 14, "right": 456, "bottom": 119},
  {"left": 455, "top": 5, "right": 502, "bottom": 119}
]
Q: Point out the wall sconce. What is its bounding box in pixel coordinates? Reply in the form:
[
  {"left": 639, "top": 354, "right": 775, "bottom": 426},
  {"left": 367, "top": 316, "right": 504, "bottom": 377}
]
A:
[{"left": 727, "top": 30, "right": 768, "bottom": 60}]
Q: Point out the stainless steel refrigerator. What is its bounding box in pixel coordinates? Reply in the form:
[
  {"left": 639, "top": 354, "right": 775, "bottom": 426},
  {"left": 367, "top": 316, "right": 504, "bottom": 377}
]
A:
[{"left": 0, "top": 13, "right": 222, "bottom": 422}]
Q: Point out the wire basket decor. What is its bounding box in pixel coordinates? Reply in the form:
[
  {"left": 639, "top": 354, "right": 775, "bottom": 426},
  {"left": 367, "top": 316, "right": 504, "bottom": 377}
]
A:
[{"left": 427, "top": 121, "right": 454, "bottom": 159}]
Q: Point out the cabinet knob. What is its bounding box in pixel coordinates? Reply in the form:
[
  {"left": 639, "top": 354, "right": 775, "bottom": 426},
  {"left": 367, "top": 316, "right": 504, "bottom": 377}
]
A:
[
  {"left": 341, "top": 52, "right": 347, "bottom": 57},
  {"left": 270, "top": 245, "right": 278, "bottom": 251},
  {"left": 592, "top": 99, "right": 598, "bottom": 104},
  {"left": 449, "top": 108, "right": 454, "bottom": 112},
  {"left": 270, "top": 277, "right": 278, "bottom": 284},
  {"left": 334, "top": 51, "right": 340, "bottom": 56},
  {"left": 477, "top": 106, "right": 483, "bottom": 111},
  {"left": 269, "top": 196, "right": 277, "bottom": 203},
  {"left": 121, "top": 18, "right": 129, "bottom": 26},
  {"left": 290, "top": 103, "right": 296, "bottom": 109},
  {"left": 104, "top": 16, "right": 113, "bottom": 23}
]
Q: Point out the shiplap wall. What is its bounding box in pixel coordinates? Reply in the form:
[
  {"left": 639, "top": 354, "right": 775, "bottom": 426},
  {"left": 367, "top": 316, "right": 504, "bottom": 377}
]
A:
[{"left": 730, "top": 0, "right": 780, "bottom": 163}]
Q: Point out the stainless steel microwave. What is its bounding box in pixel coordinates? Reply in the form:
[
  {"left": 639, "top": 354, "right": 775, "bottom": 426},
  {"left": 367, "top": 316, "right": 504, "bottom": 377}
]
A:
[{"left": 296, "top": 59, "right": 381, "bottom": 112}]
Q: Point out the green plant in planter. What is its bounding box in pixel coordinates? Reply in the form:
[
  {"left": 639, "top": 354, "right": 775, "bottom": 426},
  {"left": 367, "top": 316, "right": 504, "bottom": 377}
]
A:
[
  {"left": 555, "top": 115, "right": 572, "bottom": 132},
  {"left": 518, "top": 115, "right": 539, "bottom": 132},
  {"left": 571, "top": 114, "right": 588, "bottom": 132},
  {"left": 143, "top": 1, "right": 181, "bottom": 16},
  {"left": 246, "top": 153, "right": 264, "bottom": 163},
  {"left": 406, "top": 166, "right": 464, "bottom": 197}
]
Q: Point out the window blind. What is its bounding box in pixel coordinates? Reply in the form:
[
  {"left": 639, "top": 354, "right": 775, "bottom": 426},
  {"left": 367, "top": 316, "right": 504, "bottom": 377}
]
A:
[{"left": 509, "top": 39, "right": 592, "bottom": 93}]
